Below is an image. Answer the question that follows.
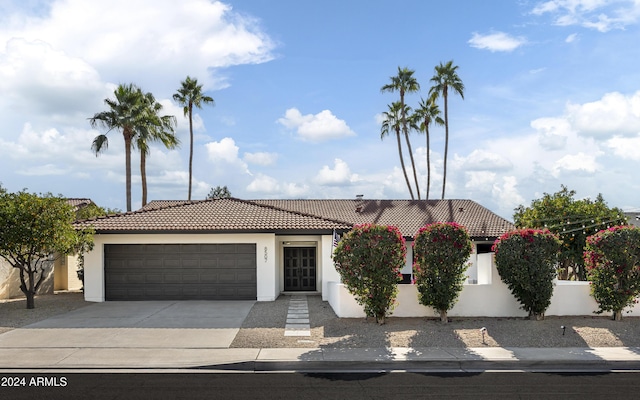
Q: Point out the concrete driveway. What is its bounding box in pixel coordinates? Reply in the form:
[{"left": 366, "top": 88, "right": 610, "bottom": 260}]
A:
[{"left": 0, "top": 300, "right": 255, "bottom": 349}]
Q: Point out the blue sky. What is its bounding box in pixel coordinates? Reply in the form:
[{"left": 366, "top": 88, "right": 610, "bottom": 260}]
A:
[{"left": 1, "top": 0, "right": 639, "bottom": 219}]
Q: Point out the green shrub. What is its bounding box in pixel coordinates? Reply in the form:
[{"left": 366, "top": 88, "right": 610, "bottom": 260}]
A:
[
  {"left": 492, "top": 229, "right": 561, "bottom": 320},
  {"left": 333, "top": 223, "right": 406, "bottom": 324},
  {"left": 413, "top": 222, "right": 472, "bottom": 323},
  {"left": 584, "top": 226, "right": 640, "bottom": 321}
]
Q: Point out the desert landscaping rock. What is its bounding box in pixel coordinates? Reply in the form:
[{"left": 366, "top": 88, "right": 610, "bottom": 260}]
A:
[
  {"left": 2, "top": 292, "right": 639, "bottom": 349},
  {"left": 230, "top": 294, "right": 640, "bottom": 349},
  {"left": 0, "top": 292, "right": 90, "bottom": 334}
]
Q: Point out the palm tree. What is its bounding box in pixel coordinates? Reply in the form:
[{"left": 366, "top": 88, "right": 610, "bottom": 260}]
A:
[
  {"left": 173, "top": 76, "right": 215, "bottom": 201},
  {"left": 381, "top": 102, "right": 414, "bottom": 199},
  {"left": 414, "top": 97, "right": 444, "bottom": 200},
  {"left": 90, "top": 84, "right": 147, "bottom": 212},
  {"left": 429, "top": 60, "right": 464, "bottom": 200},
  {"left": 136, "top": 92, "right": 179, "bottom": 207},
  {"left": 381, "top": 67, "right": 421, "bottom": 199}
]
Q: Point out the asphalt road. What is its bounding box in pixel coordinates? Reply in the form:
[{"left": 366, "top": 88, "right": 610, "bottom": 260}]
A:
[{"left": 2, "top": 371, "right": 640, "bottom": 399}]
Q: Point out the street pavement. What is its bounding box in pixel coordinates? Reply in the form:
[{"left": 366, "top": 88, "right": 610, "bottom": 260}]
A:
[{"left": 1, "top": 300, "right": 640, "bottom": 372}]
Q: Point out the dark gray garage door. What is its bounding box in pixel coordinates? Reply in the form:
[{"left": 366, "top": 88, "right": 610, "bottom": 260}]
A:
[{"left": 104, "top": 244, "right": 256, "bottom": 300}]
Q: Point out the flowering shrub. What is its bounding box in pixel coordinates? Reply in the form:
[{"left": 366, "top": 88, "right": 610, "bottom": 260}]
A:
[
  {"left": 413, "top": 222, "right": 472, "bottom": 323},
  {"left": 492, "top": 229, "right": 561, "bottom": 320},
  {"left": 584, "top": 226, "right": 640, "bottom": 321},
  {"left": 333, "top": 224, "right": 406, "bottom": 324}
]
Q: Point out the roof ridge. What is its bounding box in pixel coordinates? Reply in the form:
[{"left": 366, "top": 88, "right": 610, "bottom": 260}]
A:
[
  {"left": 75, "top": 199, "right": 209, "bottom": 224},
  {"left": 238, "top": 198, "right": 354, "bottom": 227}
]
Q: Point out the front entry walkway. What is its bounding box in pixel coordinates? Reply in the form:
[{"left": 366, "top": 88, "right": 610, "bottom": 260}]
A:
[{"left": 284, "top": 295, "right": 310, "bottom": 336}]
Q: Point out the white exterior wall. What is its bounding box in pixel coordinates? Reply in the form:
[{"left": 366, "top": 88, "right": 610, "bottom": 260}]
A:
[
  {"left": 328, "top": 252, "right": 640, "bottom": 318},
  {"left": 321, "top": 234, "right": 339, "bottom": 301},
  {"left": 275, "top": 235, "right": 326, "bottom": 294},
  {"left": 0, "top": 257, "right": 54, "bottom": 299},
  {"left": 84, "top": 233, "right": 278, "bottom": 302}
]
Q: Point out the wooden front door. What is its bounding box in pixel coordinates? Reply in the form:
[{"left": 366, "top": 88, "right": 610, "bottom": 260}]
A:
[{"left": 284, "top": 247, "right": 316, "bottom": 291}]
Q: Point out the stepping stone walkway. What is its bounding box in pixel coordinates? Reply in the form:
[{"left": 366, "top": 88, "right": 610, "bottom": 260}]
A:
[{"left": 284, "top": 295, "right": 311, "bottom": 337}]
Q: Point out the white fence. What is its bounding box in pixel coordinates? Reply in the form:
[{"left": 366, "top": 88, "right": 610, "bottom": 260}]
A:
[{"left": 327, "top": 253, "right": 640, "bottom": 318}]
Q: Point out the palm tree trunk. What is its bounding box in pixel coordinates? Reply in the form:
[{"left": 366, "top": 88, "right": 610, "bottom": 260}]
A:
[
  {"left": 400, "top": 91, "right": 420, "bottom": 200},
  {"left": 442, "top": 92, "right": 449, "bottom": 200},
  {"left": 141, "top": 150, "right": 147, "bottom": 207},
  {"left": 396, "top": 131, "right": 414, "bottom": 200},
  {"left": 124, "top": 131, "right": 133, "bottom": 212},
  {"left": 404, "top": 131, "right": 421, "bottom": 201},
  {"left": 426, "top": 125, "right": 431, "bottom": 200},
  {"left": 188, "top": 103, "right": 194, "bottom": 201}
]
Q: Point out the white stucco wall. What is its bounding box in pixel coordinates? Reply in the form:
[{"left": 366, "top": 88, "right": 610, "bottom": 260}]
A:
[
  {"left": 328, "top": 253, "right": 640, "bottom": 318},
  {"left": 83, "top": 233, "right": 278, "bottom": 302}
]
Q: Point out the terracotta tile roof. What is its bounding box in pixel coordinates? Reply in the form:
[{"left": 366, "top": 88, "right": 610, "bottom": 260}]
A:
[
  {"left": 74, "top": 198, "right": 352, "bottom": 233},
  {"left": 65, "top": 198, "right": 94, "bottom": 209},
  {"left": 251, "top": 199, "right": 513, "bottom": 238},
  {"left": 77, "top": 198, "right": 514, "bottom": 238}
]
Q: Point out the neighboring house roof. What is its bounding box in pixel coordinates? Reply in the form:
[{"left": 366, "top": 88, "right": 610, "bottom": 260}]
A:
[
  {"left": 66, "top": 198, "right": 94, "bottom": 209},
  {"left": 624, "top": 212, "right": 640, "bottom": 228},
  {"left": 80, "top": 198, "right": 514, "bottom": 239}
]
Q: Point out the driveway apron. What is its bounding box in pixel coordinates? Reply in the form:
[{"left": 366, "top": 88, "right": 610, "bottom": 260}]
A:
[{"left": 0, "top": 300, "right": 255, "bottom": 349}]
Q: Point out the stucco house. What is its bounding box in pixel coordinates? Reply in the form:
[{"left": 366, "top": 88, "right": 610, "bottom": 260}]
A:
[{"left": 75, "top": 198, "right": 514, "bottom": 304}]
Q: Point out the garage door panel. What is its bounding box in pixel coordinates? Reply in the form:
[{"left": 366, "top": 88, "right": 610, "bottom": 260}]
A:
[{"left": 104, "top": 243, "right": 257, "bottom": 300}]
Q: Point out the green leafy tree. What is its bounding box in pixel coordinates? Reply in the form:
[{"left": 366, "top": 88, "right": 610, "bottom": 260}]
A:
[
  {"left": 413, "top": 222, "right": 472, "bottom": 323},
  {"left": 0, "top": 190, "right": 94, "bottom": 309},
  {"left": 381, "top": 67, "right": 421, "bottom": 199},
  {"left": 584, "top": 226, "right": 640, "bottom": 321},
  {"left": 90, "top": 83, "right": 147, "bottom": 212},
  {"left": 413, "top": 97, "right": 444, "bottom": 200},
  {"left": 514, "top": 185, "right": 627, "bottom": 280},
  {"left": 136, "top": 91, "right": 179, "bottom": 206},
  {"left": 333, "top": 224, "right": 406, "bottom": 324},
  {"left": 74, "top": 203, "right": 121, "bottom": 221},
  {"left": 492, "top": 229, "right": 561, "bottom": 320},
  {"left": 429, "top": 60, "right": 464, "bottom": 200},
  {"left": 206, "top": 185, "right": 232, "bottom": 199},
  {"left": 381, "top": 102, "right": 415, "bottom": 200},
  {"left": 173, "top": 76, "right": 215, "bottom": 201}
]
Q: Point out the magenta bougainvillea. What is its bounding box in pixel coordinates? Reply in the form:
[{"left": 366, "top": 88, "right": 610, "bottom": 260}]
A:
[
  {"left": 412, "top": 222, "right": 472, "bottom": 323},
  {"left": 333, "top": 223, "right": 406, "bottom": 324},
  {"left": 584, "top": 225, "right": 640, "bottom": 321},
  {"left": 492, "top": 228, "right": 561, "bottom": 320}
]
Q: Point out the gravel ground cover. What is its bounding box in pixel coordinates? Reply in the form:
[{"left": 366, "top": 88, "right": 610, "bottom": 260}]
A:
[
  {"left": 230, "top": 295, "right": 640, "bottom": 349},
  {"left": 2, "top": 292, "right": 639, "bottom": 349},
  {"left": 0, "top": 292, "right": 89, "bottom": 334}
]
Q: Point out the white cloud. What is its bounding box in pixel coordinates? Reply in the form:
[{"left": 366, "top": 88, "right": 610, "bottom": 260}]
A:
[
  {"left": 565, "top": 33, "right": 578, "bottom": 43},
  {"left": 246, "top": 173, "right": 279, "bottom": 193},
  {"left": 607, "top": 134, "right": 640, "bottom": 160},
  {"left": 531, "top": 0, "right": 640, "bottom": 32},
  {"left": 468, "top": 31, "right": 526, "bottom": 52},
  {"left": 244, "top": 151, "right": 278, "bottom": 166},
  {"left": 465, "top": 171, "right": 497, "bottom": 191},
  {"left": 491, "top": 176, "right": 525, "bottom": 211},
  {"left": 566, "top": 91, "right": 640, "bottom": 139},
  {"left": 551, "top": 152, "right": 601, "bottom": 177},
  {"left": 205, "top": 137, "right": 251, "bottom": 174},
  {"left": 0, "top": 0, "right": 275, "bottom": 91},
  {"left": 277, "top": 108, "right": 356, "bottom": 142},
  {"left": 206, "top": 137, "right": 239, "bottom": 163},
  {"left": 531, "top": 117, "right": 571, "bottom": 150},
  {"left": 246, "top": 173, "right": 309, "bottom": 196},
  {"left": 456, "top": 149, "right": 513, "bottom": 171},
  {"left": 314, "top": 159, "right": 360, "bottom": 186},
  {"left": 0, "top": 38, "right": 108, "bottom": 118}
]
